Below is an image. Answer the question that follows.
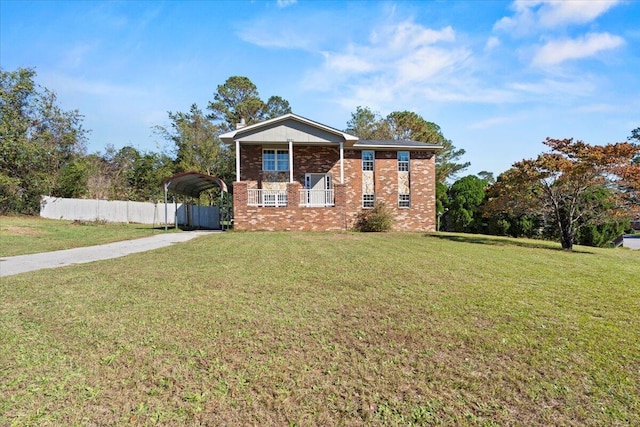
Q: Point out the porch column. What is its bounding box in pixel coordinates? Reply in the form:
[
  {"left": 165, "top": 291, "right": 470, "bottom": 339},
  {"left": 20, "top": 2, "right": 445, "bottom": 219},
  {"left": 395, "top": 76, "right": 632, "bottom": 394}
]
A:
[
  {"left": 235, "top": 140, "right": 240, "bottom": 182},
  {"left": 339, "top": 142, "right": 344, "bottom": 184},
  {"left": 288, "top": 138, "right": 294, "bottom": 183}
]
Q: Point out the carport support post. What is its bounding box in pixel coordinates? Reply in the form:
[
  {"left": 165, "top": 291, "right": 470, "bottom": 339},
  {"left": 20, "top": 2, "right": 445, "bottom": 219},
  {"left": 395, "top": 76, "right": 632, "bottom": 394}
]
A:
[
  {"left": 164, "top": 181, "right": 171, "bottom": 231},
  {"left": 174, "top": 197, "right": 178, "bottom": 229}
]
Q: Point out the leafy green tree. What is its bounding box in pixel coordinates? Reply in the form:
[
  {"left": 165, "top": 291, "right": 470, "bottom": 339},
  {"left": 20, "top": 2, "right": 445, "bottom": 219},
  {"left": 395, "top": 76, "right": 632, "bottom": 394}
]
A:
[
  {"left": 156, "top": 104, "right": 224, "bottom": 176},
  {"left": 386, "top": 111, "right": 440, "bottom": 143},
  {"left": 436, "top": 140, "right": 470, "bottom": 184},
  {"left": 264, "top": 96, "right": 292, "bottom": 120},
  {"left": 53, "top": 159, "right": 89, "bottom": 198},
  {"left": 1, "top": 67, "right": 87, "bottom": 214},
  {"left": 112, "top": 146, "right": 175, "bottom": 201},
  {"left": 82, "top": 145, "right": 176, "bottom": 202},
  {"left": 207, "top": 76, "right": 291, "bottom": 132},
  {"left": 385, "top": 111, "right": 470, "bottom": 183},
  {"left": 435, "top": 181, "right": 449, "bottom": 231},
  {"left": 571, "top": 186, "right": 630, "bottom": 247},
  {"left": 577, "top": 220, "right": 629, "bottom": 247},
  {"left": 444, "top": 175, "right": 488, "bottom": 233},
  {"left": 345, "top": 106, "right": 390, "bottom": 140},
  {"left": 155, "top": 103, "right": 233, "bottom": 205},
  {"left": 127, "top": 150, "right": 175, "bottom": 201},
  {"left": 477, "top": 171, "right": 495, "bottom": 185},
  {"left": 207, "top": 76, "right": 264, "bottom": 131},
  {"left": 486, "top": 213, "right": 540, "bottom": 238},
  {"left": 345, "top": 106, "right": 469, "bottom": 183}
]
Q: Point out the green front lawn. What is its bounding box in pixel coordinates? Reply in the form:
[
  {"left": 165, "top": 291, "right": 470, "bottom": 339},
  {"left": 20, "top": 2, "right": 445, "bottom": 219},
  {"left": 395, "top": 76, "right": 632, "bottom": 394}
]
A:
[
  {"left": 0, "top": 216, "right": 171, "bottom": 256},
  {"left": 1, "top": 231, "right": 638, "bottom": 425}
]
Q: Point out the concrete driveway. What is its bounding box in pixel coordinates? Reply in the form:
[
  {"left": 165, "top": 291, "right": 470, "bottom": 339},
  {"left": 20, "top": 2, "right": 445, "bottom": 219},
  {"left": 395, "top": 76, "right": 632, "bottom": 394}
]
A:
[{"left": 0, "top": 231, "right": 216, "bottom": 278}]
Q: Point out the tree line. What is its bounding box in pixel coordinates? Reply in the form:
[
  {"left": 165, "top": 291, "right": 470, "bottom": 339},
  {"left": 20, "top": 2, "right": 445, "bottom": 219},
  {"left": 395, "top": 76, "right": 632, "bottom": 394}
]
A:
[
  {"left": 2, "top": 67, "right": 638, "bottom": 250},
  {"left": 1, "top": 70, "right": 289, "bottom": 213}
]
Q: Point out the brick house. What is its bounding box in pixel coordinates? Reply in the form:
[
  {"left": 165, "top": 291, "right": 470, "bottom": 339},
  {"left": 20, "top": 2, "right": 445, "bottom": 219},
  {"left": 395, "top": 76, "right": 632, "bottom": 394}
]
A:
[{"left": 220, "top": 113, "right": 442, "bottom": 231}]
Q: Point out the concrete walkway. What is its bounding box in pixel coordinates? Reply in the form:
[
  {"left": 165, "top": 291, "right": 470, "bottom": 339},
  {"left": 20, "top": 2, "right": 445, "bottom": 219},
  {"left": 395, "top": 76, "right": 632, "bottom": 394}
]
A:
[{"left": 0, "top": 231, "right": 216, "bottom": 278}]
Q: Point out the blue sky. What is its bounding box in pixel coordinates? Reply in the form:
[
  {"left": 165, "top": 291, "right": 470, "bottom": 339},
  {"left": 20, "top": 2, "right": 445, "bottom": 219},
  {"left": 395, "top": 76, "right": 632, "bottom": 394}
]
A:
[{"left": 2, "top": 0, "right": 639, "bottom": 177}]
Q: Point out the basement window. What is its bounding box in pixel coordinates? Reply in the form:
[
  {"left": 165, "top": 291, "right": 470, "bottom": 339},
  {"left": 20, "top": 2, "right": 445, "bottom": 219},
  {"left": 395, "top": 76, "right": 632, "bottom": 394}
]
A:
[
  {"left": 398, "top": 194, "right": 410, "bottom": 208},
  {"left": 363, "top": 194, "right": 375, "bottom": 208}
]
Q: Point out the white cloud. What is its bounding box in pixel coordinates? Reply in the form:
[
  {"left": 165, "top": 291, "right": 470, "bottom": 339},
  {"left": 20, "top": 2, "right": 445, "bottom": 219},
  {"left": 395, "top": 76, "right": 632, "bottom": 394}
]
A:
[
  {"left": 574, "top": 103, "right": 621, "bottom": 114},
  {"left": 41, "top": 72, "right": 146, "bottom": 98},
  {"left": 494, "top": 0, "right": 621, "bottom": 35},
  {"left": 372, "top": 21, "right": 455, "bottom": 49},
  {"left": 397, "top": 45, "right": 468, "bottom": 82},
  {"left": 238, "top": 26, "right": 308, "bottom": 49},
  {"left": 537, "top": 0, "right": 620, "bottom": 28},
  {"left": 469, "top": 116, "right": 513, "bottom": 130},
  {"left": 485, "top": 36, "right": 500, "bottom": 51},
  {"left": 61, "top": 42, "right": 99, "bottom": 69},
  {"left": 507, "top": 77, "right": 596, "bottom": 98},
  {"left": 532, "top": 32, "right": 625, "bottom": 66},
  {"left": 277, "top": 0, "right": 297, "bottom": 8},
  {"left": 301, "top": 20, "right": 473, "bottom": 108},
  {"left": 321, "top": 51, "right": 376, "bottom": 74}
]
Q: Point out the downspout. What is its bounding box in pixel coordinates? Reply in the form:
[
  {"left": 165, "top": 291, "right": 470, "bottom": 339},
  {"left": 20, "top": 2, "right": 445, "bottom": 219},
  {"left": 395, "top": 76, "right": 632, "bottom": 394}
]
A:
[
  {"left": 339, "top": 142, "right": 344, "bottom": 184},
  {"left": 163, "top": 181, "right": 170, "bottom": 231}
]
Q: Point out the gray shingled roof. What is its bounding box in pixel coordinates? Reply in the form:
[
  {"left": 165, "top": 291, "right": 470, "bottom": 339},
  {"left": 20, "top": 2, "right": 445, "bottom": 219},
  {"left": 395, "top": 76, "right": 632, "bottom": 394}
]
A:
[{"left": 354, "top": 139, "right": 442, "bottom": 149}]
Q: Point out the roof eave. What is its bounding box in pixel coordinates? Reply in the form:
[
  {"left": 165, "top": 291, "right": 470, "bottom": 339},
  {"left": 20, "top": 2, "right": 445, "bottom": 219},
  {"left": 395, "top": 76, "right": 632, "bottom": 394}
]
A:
[
  {"left": 219, "top": 113, "right": 358, "bottom": 144},
  {"left": 353, "top": 144, "right": 443, "bottom": 150}
]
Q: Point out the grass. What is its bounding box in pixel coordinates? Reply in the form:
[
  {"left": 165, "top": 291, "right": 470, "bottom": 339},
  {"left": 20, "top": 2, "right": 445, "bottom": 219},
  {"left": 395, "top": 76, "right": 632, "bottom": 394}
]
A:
[
  {"left": 1, "top": 231, "right": 639, "bottom": 425},
  {"left": 0, "top": 216, "right": 172, "bottom": 257}
]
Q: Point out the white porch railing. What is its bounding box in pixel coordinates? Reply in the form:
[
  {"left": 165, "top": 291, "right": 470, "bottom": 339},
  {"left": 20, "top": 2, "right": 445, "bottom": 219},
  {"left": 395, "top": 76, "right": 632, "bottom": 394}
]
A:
[
  {"left": 247, "top": 189, "right": 288, "bottom": 207},
  {"left": 299, "top": 189, "right": 334, "bottom": 207}
]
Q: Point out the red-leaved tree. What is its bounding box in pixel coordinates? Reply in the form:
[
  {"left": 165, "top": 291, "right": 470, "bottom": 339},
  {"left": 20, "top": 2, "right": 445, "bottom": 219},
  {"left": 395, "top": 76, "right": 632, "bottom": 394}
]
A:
[{"left": 485, "top": 138, "right": 640, "bottom": 250}]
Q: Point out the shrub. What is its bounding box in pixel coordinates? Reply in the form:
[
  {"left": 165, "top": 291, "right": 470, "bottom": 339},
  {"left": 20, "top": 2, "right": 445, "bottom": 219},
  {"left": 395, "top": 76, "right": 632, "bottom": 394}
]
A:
[{"left": 354, "top": 202, "right": 393, "bottom": 232}]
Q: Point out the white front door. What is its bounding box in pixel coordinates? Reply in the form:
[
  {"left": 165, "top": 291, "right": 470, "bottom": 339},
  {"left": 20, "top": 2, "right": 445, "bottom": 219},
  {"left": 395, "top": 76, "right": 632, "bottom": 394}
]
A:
[{"left": 304, "top": 174, "right": 332, "bottom": 206}]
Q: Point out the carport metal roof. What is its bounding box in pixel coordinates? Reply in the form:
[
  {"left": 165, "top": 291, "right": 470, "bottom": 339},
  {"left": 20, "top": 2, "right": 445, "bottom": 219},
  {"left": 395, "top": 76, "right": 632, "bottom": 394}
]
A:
[{"left": 162, "top": 172, "right": 228, "bottom": 198}]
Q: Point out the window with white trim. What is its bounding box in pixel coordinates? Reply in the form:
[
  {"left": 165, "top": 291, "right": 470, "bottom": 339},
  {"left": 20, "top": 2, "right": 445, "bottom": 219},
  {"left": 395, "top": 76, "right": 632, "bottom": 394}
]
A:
[
  {"left": 362, "top": 150, "right": 374, "bottom": 171},
  {"left": 398, "top": 194, "right": 410, "bottom": 208},
  {"left": 263, "top": 149, "right": 289, "bottom": 171},
  {"left": 398, "top": 151, "right": 409, "bottom": 171},
  {"left": 363, "top": 194, "right": 375, "bottom": 208}
]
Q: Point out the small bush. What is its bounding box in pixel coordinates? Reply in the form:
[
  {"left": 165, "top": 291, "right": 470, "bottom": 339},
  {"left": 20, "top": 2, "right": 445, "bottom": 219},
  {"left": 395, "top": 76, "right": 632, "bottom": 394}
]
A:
[{"left": 355, "top": 202, "right": 393, "bottom": 232}]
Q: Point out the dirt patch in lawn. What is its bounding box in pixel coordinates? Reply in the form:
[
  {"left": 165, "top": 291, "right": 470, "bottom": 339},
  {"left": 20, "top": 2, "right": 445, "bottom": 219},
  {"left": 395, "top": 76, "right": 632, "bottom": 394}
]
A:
[
  {"left": 0, "top": 226, "right": 47, "bottom": 236},
  {"left": 295, "top": 232, "right": 364, "bottom": 242}
]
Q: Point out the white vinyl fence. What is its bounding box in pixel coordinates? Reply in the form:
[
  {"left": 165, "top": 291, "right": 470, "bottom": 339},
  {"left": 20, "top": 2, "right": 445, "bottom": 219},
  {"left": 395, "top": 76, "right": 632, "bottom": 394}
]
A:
[
  {"left": 40, "top": 196, "right": 219, "bottom": 229},
  {"left": 623, "top": 235, "right": 640, "bottom": 250}
]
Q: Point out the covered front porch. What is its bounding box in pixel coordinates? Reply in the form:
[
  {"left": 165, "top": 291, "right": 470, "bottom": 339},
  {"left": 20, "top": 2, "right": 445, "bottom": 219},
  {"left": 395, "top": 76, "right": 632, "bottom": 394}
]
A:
[
  {"left": 232, "top": 180, "right": 348, "bottom": 231},
  {"left": 219, "top": 114, "right": 358, "bottom": 207},
  {"left": 235, "top": 138, "right": 345, "bottom": 209}
]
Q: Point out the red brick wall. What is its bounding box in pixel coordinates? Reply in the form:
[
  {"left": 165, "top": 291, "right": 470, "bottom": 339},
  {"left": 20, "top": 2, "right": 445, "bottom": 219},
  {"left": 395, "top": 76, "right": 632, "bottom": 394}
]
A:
[
  {"left": 341, "top": 150, "right": 436, "bottom": 231},
  {"left": 234, "top": 145, "right": 436, "bottom": 232},
  {"left": 233, "top": 181, "right": 349, "bottom": 231}
]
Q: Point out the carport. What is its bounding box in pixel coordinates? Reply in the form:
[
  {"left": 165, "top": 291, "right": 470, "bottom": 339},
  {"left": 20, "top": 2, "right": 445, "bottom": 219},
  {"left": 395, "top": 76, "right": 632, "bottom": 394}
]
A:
[{"left": 162, "top": 172, "right": 231, "bottom": 231}]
